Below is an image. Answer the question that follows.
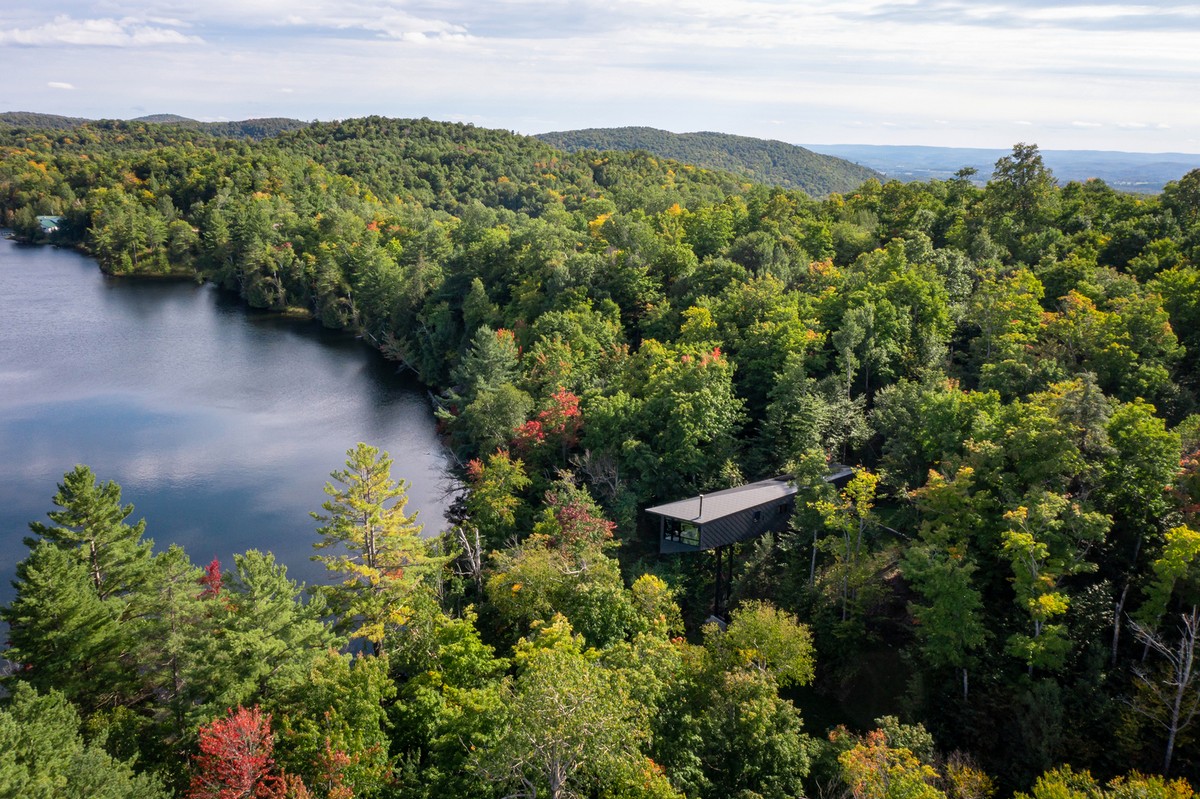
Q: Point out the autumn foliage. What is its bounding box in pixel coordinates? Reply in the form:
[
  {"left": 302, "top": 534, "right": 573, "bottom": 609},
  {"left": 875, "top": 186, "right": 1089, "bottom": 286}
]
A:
[{"left": 190, "top": 706, "right": 306, "bottom": 799}]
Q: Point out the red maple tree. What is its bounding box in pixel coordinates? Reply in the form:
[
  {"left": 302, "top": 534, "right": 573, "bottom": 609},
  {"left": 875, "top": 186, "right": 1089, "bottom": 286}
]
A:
[{"left": 189, "top": 706, "right": 305, "bottom": 799}]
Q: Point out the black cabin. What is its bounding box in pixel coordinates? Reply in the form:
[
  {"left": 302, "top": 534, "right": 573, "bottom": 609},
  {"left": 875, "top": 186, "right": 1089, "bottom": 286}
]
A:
[{"left": 647, "top": 466, "right": 854, "bottom": 554}]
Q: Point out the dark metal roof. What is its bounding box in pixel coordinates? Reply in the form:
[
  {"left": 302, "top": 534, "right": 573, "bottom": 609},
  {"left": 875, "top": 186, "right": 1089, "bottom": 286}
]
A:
[
  {"left": 646, "top": 477, "right": 794, "bottom": 523},
  {"left": 646, "top": 465, "right": 853, "bottom": 524}
]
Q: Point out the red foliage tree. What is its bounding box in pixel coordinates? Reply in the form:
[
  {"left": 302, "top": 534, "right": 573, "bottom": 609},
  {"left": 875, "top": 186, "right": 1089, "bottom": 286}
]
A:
[
  {"left": 545, "top": 485, "right": 616, "bottom": 556},
  {"left": 512, "top": 387, "right": 582, "bottom": 460},
  {"left": 199, "top": 558, "right": 223, "bottom": 599},
  {"left": 190, "top": 706, "right": 303, "bottom": 799}
]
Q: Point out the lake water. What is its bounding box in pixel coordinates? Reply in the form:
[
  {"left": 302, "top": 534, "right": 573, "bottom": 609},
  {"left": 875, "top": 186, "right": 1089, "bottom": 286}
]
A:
[{"left": 0, "top": 235, "right": 455, "bottom": 603}]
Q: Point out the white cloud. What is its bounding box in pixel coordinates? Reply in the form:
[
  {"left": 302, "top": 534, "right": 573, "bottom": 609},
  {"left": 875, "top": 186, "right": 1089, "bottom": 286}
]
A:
[
  {"left": 1072, "top": 120, "right": 1104, "bottom": 127},
  {"left": 0, "top": 15, "right": 203, "bottom": 47},
  {"left": 47, "top": 81, "right": 74, "bottom": 90}
]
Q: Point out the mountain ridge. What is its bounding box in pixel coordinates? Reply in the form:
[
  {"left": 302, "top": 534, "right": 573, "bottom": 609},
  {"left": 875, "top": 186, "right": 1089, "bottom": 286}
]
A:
[{"left": 536, "top": 126, "right": 881, "bottom": 197}]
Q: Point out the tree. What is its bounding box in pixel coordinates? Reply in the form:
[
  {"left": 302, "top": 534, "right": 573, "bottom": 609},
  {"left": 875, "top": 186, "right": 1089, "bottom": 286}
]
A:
[
  {"left": 633, "top": 341, "right": 746, "bottom": 499},
  {"left": 986, "top": 143, "right": 1058, "bottom": 257},
  {"left": 189, "top": 706, "right": 302, "bottom": 799},
  {"left": 312, "top": 443, "right": 443, "bottom": 654},
  {"left": 186, "top": 551, "right": 337, "bottom": 724},
  {"left": 473, "top": 616, "right": 673, "bottom": 799},
  {"left": 1, "top": 542, "right": 130, "bottom": 711},
  {"left": 814, "top": 469, "right": 885, "bottom": 625},
  {"left": 1016, "top": 766, "right": 1198, "bottom": 799},
  {"left": 837, "top": 728, "right": 945, "bottom": 799},
  {"left": 27, "top": 464, "right": 154, "bottom": 600},
  {"left": 0, "top": 683, "right": 168, "bottom": 799},
  {"left": 453, "top": 449, "right": 531, "bottom": 590},
  {"left": 1001, "top": 491, "right": 1108, "bottom": 674},
  {"left": 706, "top": 600, "right": 816, "bottom": 688},
  {"left": 1129, "top": 609, "right": 1200, "bottom": 775},
  {"left": 903, "top": 543, "right": 987, "bottom": 701},
  {"left": 271, "top": 650, "right": 396, "bottom": 799}
]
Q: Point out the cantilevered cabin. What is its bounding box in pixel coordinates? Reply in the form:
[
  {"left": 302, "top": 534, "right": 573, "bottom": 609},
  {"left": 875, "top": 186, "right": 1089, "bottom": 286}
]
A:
[{"left": 647, "top": 466, "right": 854, "bottom": 554}]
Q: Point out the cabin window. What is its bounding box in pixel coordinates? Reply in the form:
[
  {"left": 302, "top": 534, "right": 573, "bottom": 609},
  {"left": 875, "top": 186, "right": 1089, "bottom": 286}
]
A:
[
  {"left": 778, "top": 502, "right": 792, "bottom": 515},
  {"left": 664, "top": 519, "right": 701, "bottom": 547},
  {"left": 753, "top": 510, "right": 762, "bottom": 522}
]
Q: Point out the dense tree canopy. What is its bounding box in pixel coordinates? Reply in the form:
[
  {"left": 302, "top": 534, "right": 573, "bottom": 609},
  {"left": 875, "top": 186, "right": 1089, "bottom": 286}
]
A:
[{"left": 4, "top": 118, "right": 1200, "bottom": 795}]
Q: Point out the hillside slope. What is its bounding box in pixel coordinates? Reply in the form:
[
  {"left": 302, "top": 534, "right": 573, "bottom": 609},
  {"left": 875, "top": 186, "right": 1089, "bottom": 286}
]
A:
[{"left": 536, "top": 126, "right": 881, "bottom": 197}]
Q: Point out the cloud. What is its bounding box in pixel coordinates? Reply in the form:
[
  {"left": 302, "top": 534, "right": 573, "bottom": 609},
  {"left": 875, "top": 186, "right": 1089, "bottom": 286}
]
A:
[
  {"left": 846, "top": 0, "right": 1200, "bottom": 32},
  {"left": 47, "top": 81, "right": 74, "bottom": 90},
  {"left": 1072, "top": 120, "right": 1104, "bottom": 127},
  {"left": 0, "top": 15, "right": 203, "bottom": 47}
]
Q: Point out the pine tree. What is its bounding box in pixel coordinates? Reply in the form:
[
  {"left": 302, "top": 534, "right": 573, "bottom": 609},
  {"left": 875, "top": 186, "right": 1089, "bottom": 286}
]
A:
[
  {"left": 1, "top": 542, "right": 130, "bottom": 711},
  {"left": 27, "top": 465, "right": 154, "bottom": 600},
  {"left": 312, "top": 443, "right": 446, "bottom": 654}
]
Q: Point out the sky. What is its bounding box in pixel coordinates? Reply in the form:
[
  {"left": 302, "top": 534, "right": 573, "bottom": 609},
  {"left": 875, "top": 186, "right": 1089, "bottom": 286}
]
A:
[{"left": 2, "top": 0, "right": 1198, "bottom": 153}]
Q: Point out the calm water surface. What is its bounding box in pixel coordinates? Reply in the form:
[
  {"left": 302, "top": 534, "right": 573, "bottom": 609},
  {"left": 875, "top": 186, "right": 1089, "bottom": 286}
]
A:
[{"left": 0, "top": 235, "right": 454, "bottom": 602}]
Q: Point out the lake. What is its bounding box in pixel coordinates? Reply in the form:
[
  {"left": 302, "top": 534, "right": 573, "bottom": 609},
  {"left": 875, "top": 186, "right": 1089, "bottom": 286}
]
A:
[{"left": 0, "top": 235, "right": 455, "bottom": 603}]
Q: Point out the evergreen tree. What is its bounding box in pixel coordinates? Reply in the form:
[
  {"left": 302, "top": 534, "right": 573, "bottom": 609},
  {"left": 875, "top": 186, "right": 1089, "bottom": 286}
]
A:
[
  {"left": 0, "top": 684, "right": 167, "bottom": 799},
  {"left": 27, "top": 464, "right": 154, "bottom": 600},
  {"left": 312, "top": 443, "right": 446, "bottom": 654},
  {"left": 1, "top": 542, "right": 130, "bottom": 711}
]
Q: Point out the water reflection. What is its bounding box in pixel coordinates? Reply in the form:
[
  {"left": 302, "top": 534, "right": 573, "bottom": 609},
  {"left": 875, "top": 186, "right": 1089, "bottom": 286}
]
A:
[{"left": 0, "top": 236, "right": 455, "bottom": 602}]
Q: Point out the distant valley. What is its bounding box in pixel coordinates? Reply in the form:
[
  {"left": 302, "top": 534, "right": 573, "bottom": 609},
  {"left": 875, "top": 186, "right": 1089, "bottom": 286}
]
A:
[{"left": 806, "top": 143, "right": 1200, "bottom": 194}]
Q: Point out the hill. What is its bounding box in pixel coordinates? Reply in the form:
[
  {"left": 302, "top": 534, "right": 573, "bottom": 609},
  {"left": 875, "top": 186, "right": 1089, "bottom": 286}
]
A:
[
  {"left": 0, "top": 111, "right": 308, "bottom": 140},
  {"left": 535, "top": 126, "right": 881, "bottom": 197},
  {"left": 807, "top": 143, "right": 1200, "bottom": 193},
  {"left": 131, "top": 113, "right": 196, "bottom": 124},
  {"left": 271, "top": 116, "right": 747, "bottom": 214},
  {"left": 0, "top": 111, "right": 92, "bottom": 129}
]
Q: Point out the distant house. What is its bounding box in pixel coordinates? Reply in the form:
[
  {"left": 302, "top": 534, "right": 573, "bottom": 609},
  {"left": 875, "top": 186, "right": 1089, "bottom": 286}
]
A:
[
  {"left": 36, "top": 215, "right": 63, "bottom": 235},
  {"left": 647, "top": 466, "right": 854, "bottom": 554}
]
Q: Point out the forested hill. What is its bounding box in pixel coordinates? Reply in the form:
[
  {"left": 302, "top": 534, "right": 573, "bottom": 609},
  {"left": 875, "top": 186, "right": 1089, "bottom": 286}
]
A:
[
  {"left": 536, "top": 126, "right": 882, "bottom": 196},
  {"left": 269, "top": 115, "right": 747, "bottom": 212},
  {"left": 0, "top": 111, "right": 309, "bottom": 139}
]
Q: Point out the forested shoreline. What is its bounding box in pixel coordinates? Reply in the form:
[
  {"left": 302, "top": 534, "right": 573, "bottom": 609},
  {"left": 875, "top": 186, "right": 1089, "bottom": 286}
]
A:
[{"left": 3, "top": 116, "right": 1200, "bottom": 798}]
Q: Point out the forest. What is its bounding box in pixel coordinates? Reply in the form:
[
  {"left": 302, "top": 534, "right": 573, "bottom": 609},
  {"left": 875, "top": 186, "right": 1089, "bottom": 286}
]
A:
[
  {"left": 2, "top": 116, "right": 1200, "bottom": 799},
  {"left": 535, "top": 126, "right": 882, "bottom": 196}
]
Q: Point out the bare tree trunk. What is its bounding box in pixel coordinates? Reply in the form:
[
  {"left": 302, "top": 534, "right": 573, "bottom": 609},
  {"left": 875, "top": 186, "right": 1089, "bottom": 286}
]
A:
[
  {"left": 1112, "top": 580, "right": 1130, "bottom": 667},
  {"left": 1130, "top": 607, "right": 1200, "bottom": 775},
  {"left": 455, "top": 524, "right": 485, "bottom": 594}
]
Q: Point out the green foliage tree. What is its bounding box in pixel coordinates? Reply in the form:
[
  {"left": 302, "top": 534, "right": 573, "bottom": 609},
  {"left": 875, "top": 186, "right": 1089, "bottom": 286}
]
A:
[
  {"left": 312, "top": 443, "right": 443, "bottom": 653},
  {"left": 186, "top": 551, "right": 337, "bottom": 724},
  {"left": 27, "top": 464, "right": 154, "bottom": 601},
  {"left": 0, "top": 683, "right": 167, "bottom": 799},
  {"left": 2, "top": 542, "right": 129, "bottom": 711},
  {"left": 271, "top": 650, "right": 396, "bottom": 797},
  {"left": 473, "top": 615, "right": 675, "bottom": 799}
]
